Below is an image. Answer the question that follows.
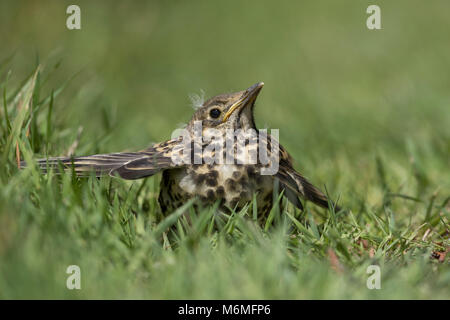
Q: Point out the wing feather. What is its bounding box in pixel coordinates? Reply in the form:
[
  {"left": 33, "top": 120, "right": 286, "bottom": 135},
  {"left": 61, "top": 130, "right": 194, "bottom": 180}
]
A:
[{"left": 21, "top": 138, "right": 183, "bottom": 179}]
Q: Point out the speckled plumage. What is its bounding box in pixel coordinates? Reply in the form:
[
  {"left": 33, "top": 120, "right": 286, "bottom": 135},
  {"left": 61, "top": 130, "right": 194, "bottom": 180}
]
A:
[{"left": 25, "top": 83, "right": 340, "bottom": 218}]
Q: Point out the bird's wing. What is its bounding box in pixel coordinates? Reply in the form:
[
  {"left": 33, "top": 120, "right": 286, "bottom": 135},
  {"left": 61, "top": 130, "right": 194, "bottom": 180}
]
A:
[
  {"left": 274, "top": 142, "right": 339, "bottom": 211},
  {"left": 110, "top": 138, "right": 188, "bottom": 180},
  {"left": 22, "top": 138, "right": 186, "bottom": 179}
]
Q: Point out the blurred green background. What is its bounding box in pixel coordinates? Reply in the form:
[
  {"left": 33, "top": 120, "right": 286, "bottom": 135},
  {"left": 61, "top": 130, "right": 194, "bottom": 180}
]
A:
[
  {"left": 0, "top": 0, "right": 448, "bottom": 299},
  {"left": 1, "top": 0, "right": 448, "bottom": 155}
]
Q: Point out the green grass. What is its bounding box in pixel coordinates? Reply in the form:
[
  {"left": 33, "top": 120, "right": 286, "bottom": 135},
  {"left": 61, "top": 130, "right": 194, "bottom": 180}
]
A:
[{"left": 0, "top": 1, "right": 449, "bottom": 299}]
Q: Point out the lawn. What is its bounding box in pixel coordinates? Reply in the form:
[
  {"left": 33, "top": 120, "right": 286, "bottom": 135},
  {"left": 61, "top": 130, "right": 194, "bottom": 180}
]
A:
[{"left": 0, "top": 0, "right": 448, "bottom": 299}]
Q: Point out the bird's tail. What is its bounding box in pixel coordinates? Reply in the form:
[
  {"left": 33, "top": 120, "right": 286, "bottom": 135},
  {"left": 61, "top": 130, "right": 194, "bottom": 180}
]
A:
[
  {"left": 294, "top": 171, "right": 341, "bottom": 212},
  {"left": 20, "top": 152, "right": 148, "bottom": 177}
]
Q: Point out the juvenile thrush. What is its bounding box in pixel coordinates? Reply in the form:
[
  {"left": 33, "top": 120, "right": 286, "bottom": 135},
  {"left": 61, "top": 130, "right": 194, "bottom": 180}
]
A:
[{"left": 22, "top": 83, "right": 340, "bottom": 216}]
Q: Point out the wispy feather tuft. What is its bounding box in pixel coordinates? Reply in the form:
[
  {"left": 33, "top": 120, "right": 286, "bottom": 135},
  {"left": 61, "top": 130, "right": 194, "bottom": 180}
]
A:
[{"left": 189, "top": 90, "right": 205, "bottom": 110}]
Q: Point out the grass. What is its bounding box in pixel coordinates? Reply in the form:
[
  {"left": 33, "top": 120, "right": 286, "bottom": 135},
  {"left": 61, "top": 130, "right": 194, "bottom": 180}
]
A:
[
  {"left": 0, "top": 63, "right": 448, "bottom": 300},
  {"left": 0, "top": 1, "right": 449, "bottom": 299}
]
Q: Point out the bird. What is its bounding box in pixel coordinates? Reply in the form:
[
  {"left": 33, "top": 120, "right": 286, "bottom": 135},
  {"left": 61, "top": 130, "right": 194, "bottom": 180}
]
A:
[{"left": 21, "top": 82, "right": 340, "bottom": 217}]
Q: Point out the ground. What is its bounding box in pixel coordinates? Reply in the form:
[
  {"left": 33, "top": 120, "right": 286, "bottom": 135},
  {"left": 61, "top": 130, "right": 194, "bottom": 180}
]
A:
[{"left": 0, "top": 1, "right": 448, "bottom": 299}]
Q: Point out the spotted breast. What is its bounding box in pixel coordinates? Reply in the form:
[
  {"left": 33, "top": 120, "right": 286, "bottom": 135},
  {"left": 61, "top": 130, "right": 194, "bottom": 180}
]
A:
[{"left": 158, "top": 162, "right": 276, "bottom": 216}]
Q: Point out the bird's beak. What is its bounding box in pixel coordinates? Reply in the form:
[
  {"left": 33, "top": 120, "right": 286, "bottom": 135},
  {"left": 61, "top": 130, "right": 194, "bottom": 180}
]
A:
[{"left": 222, "top": 82, "right": 264, "bottom": 122}]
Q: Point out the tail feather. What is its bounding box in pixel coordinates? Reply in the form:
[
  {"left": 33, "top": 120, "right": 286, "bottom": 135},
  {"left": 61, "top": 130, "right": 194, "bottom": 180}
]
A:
[{"left": 290, "top": 171, "right": 341, "bottom": 211}]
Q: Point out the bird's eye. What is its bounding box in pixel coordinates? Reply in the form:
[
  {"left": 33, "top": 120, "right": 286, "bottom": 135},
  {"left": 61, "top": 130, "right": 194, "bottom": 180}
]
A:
[{"left": 209, "top": 108, "right": 221, "bottom": 119}]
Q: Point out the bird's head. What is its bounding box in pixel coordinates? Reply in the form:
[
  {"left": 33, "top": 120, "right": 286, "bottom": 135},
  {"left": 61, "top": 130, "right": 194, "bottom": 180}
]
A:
[{"left": 188, "top": 82, "right": 264, "bottom": 131}]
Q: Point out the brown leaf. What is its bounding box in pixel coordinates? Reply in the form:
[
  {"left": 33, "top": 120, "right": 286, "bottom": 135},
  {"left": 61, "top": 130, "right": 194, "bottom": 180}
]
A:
[{"left": 327, "top": 248, "right": 343, "bottom": 273}]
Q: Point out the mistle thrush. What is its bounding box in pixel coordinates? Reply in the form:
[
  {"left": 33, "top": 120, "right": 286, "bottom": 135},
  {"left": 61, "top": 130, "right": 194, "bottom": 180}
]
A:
[{"left": 22, "top": 83, "right": 340, "bottom": 216}]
